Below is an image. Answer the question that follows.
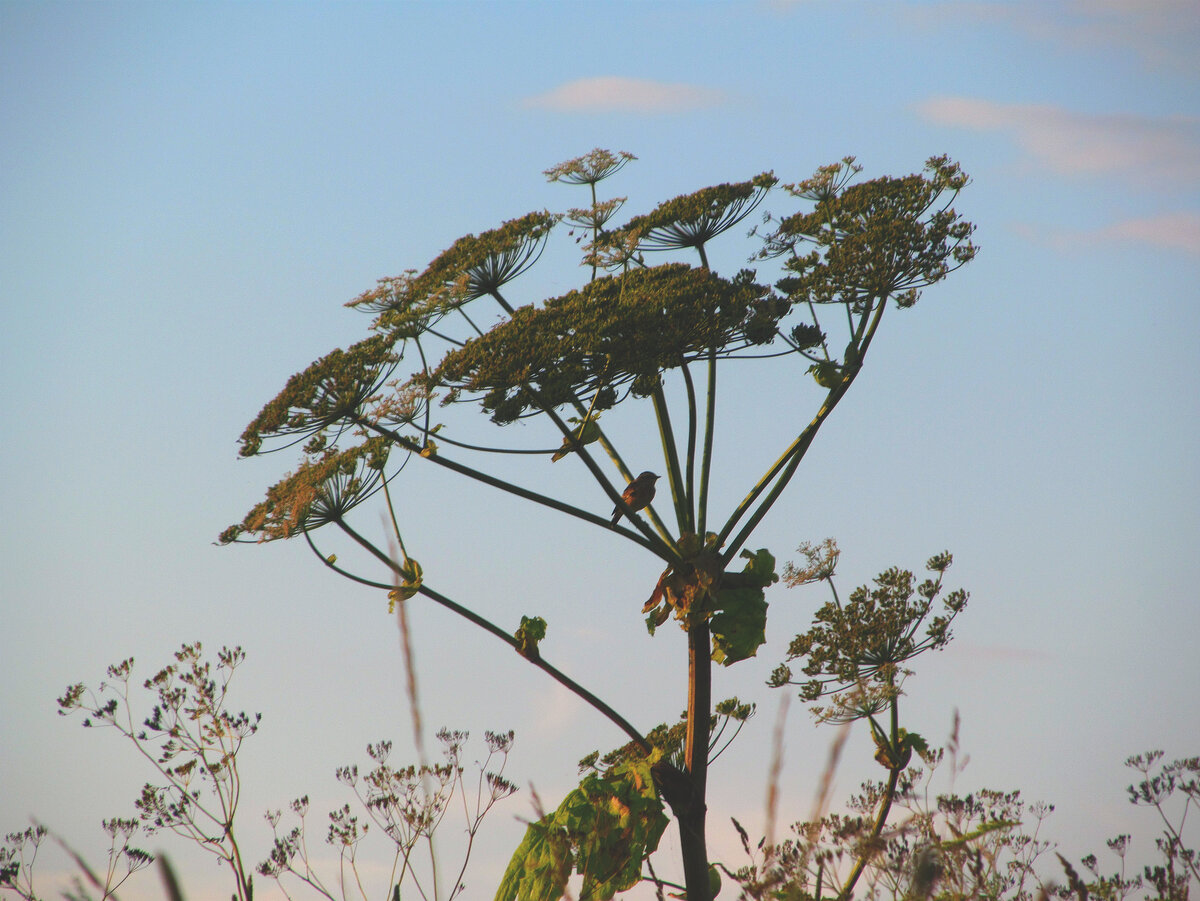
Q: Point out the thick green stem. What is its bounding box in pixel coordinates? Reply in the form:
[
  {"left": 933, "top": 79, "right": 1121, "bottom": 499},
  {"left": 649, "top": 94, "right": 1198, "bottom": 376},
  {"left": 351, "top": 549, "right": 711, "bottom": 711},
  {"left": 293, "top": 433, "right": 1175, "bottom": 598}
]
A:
[
  {"left": 715, "top": 293, "right": 891, "bottom": 564},
  {"left": 680, "top": 362, "right": 698, "bottom": 524},
  {"left": 716, "top": 378, "right": 851, "bottom": 566},
  {"left": 685, "top": 623, "right": 712, "bottom": 797},
  {"left": 651, "top": 384, "right": 691, "bottom": 533},
  {"left": 651, "top": 622, "right": 714, "bottom": 901},
  {"left": 696, "top": 349, "right": 717, "bottom": 536},
  {"left": 678, "top": 621, "right": 713, "bottom": 901},
  {"left": 574, "top": 395, "right": 677, "bottom": 549}
]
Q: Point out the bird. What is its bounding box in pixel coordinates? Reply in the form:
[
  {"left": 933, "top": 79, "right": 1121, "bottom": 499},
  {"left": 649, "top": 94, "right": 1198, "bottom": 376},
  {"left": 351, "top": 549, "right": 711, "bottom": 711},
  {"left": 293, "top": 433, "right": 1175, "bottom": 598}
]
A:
[{"left": 611, "top": 471, "right": 659, "bottom": 526}]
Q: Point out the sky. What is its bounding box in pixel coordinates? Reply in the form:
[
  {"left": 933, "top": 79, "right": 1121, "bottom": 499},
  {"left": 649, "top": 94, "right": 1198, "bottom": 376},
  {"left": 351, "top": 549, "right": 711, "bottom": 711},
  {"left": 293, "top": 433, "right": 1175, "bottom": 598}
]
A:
[{"left": 2, "top": 1, "right": 1198, "bottom": 899}]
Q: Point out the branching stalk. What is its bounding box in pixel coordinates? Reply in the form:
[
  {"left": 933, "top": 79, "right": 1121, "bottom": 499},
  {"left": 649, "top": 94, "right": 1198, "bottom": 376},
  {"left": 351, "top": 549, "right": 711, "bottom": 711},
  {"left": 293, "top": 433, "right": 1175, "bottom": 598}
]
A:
[
  {"left": 332, "top": 518, "right": 653, "bottom": 754},
  {"left": 361, "top": 420, "right": 671, "bottom": 560},
  {"left": 651, "top": 384, "right": 691, "bottom": 533},
  {"left": 680, "top": 362, "right": 698, "bottom": 523},
  {"left": 696, "top": 349, "right": 717, "bottom": 536},
  {"left": 717, "top": 379, "right": 852, "bottom": 566},
  {"left": 836, "top": 697, "right": 902, "bottom": 901}
]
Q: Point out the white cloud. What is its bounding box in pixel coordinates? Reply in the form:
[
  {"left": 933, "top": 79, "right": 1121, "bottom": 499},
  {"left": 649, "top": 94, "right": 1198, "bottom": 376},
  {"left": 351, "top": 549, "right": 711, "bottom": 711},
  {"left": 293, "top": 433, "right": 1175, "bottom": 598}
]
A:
[
  {"left": 917, "top": 96, "right": 1200, "bottom": 186},
  {"left": 523, "top": 77, "right": 727, "bottom": 114}
]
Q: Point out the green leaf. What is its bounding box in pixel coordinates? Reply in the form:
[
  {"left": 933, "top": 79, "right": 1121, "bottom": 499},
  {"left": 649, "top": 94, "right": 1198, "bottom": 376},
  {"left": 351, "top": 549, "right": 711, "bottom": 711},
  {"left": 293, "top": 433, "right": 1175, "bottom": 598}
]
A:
[
  {"left": 709, "top": 550, "right": 776, "bottom": 665},
  {"left": 737, "top": 548, "right": 779, "bottom": 589},
  {"left": 904, "top": 730, "right": 929, "bottom": 756},
  {"left": 494, "top": 758, "right": 667, "bottom": 901},
  {"left": 492, "top": 817, "right": 572, "bottom": 901},
  {"left": 710, "top": 587, "right": 768, "bottom": 666},
  {"left": 515, "top": 616, "right": 548, "bottom": 660}
]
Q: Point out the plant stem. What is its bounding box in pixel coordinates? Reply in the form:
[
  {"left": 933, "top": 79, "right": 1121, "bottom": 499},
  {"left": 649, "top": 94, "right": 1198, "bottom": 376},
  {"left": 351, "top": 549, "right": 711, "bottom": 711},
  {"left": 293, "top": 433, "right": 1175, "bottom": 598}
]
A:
[
  {"left": 696, "top": 350, "right": 717, "bottom": 536},
  {"left": 651, "top": 384, "right": 691, "bottom": 533},
  {"left": 333, "top": 519, "right": 653, "bottom": 754},
  {"left": 838, "top": 696, "right": 902, "bottom": 901},
  {"left": 717, "top": 379, "right": 851, "bottom": 566},
  {"left": 362, "top": 421, "right": 671, "bottom": 560},
  {"left": 680, "top": 362, "right": 698, "bottom": 525},
  {"left": 675, "top": 621, "right": 713, "bottom": 901}
]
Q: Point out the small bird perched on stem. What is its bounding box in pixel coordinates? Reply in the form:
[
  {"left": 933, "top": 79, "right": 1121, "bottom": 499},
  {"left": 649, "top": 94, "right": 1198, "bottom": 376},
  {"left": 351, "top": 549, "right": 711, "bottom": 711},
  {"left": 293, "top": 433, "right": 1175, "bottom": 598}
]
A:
[{"left": 611, "top": 471, "right": 659, "bottom": 527}]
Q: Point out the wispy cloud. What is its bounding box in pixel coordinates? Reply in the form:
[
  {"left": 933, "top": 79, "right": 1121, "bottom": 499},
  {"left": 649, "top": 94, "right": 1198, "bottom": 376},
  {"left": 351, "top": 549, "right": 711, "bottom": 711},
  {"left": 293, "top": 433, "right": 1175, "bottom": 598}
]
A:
[
  {"left": 1016, "top": 212, "right": 1200, "bottom": 255},
  {"left": 926, "top": 0, "right": 1200, "bottom": 73},
  {"left": 523, "top": 76, "right": 727, "bottom": 114},
  {"left": 917, "top": 97, "right": 1200, "bottom": 186},
  {"left": 1099, "top": 211, "right": 1200, "bottom": 252}
]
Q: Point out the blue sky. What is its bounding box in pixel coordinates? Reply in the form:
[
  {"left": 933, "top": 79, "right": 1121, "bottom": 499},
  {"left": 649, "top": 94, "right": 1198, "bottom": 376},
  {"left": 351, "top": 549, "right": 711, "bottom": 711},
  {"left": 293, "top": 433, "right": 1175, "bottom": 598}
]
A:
[{"left": 2, "top": 1, "right": 1198, "bottom": 898}]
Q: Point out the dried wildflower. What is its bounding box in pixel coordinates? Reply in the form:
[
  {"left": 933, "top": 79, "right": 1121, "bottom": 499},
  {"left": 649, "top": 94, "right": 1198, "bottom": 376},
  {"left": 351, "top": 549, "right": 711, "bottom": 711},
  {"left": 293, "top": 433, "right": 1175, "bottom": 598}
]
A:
[
  {"left": 617, "top": 173, "right": 777, "bottom": 254},
  {"left": 544, "top": 148, "right": 637, "bottom": 186},
  {"left": 783, "top": 539, "right": 841, "bottom": 586},
  {"left": 565, "top": 197, "right": 626, "bottom": 233},
  {"left": 402, "top": 210, "right": 559, "bottom": 311},
  {"left": 344, "top": 271, "right": 430, "bottom": 336},
  {"left": 220, "top": 438, "right": 390, "bottom": 543},
  {"left": 760, "top": 156, "right": 976, "bottom": 310},
  {"left": 585, "top": 225, "right": 646, "bottom": 272},
  {"left": 777, "top": 553, "right": 967, "bottom": 705},
  {"left": 238, "top": 335, "right": 398, "bottom": 457},
  {"left": 367, "top": 379, "right": 430, "bottom": 429}
]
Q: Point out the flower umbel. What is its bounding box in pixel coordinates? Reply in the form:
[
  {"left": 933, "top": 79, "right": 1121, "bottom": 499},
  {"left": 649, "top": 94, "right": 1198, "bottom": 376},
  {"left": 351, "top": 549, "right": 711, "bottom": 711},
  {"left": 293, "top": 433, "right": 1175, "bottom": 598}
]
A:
[
  {"left": 771, "top": 551, "right": 966, "bottom": 708},
  {"left": 220, "top": 439, "right": 390, "bottom": 544}
]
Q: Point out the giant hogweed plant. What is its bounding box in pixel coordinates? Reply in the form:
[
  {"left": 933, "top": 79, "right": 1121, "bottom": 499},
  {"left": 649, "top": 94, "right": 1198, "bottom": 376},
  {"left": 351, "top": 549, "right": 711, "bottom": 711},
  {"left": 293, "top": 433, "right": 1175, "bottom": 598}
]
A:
[{"left": 221, "top": 149, "right": 976, "bottom": 901}]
